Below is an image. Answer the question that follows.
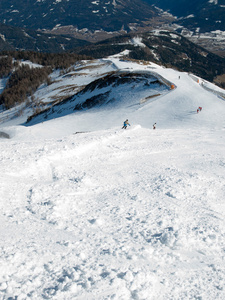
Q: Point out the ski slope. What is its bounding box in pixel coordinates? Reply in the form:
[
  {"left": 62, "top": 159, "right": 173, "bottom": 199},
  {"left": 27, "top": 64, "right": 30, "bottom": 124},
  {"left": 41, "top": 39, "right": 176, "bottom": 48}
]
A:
[{"left": 1, "top": 57, "right": 225, "bottom": 299}]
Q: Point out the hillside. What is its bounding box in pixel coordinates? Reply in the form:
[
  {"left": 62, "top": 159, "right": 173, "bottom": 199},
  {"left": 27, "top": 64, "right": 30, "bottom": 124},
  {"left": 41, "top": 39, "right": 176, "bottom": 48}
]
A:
[
  {"left": 1, "top": 57, "right": 225, "bottom": 299},
  {"left": 23, "top": 56, "right": 225, "bottom": 130},
  {"left": 144, "top": 0, "right": 225, "bottom": 33},
  {"left": 0, "top": 24, "right": 90, "bottom": 53},
  {"left": 1, "top": 0, "right": 225, "bottom": 57},
  {"left": 0, "top": 51, "right": 93, "bottom": 109},
  {"left": 1, "top": 54, "right": 225, "bottom": 130},
  {"left": 1, "top": 30, "right": 225, "bottom": 116},
  {"left": 75, "top": 31, "right": 225, "bottom": 83},
  {"left": 0, "top": 0, "right": 160, "bottom": 33}
]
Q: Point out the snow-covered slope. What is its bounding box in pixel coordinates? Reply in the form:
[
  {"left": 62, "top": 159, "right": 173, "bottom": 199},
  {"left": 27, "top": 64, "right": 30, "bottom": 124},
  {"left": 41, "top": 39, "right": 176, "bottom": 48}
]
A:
[
  {"left": 29, "top": 57, "right": 225, "bottom": 133},
  {"left": 2, "top": 56, "right": 225, "bottom": 134},
  {"left": 1, "top": 57, "right": 225, "bottom": 299}
]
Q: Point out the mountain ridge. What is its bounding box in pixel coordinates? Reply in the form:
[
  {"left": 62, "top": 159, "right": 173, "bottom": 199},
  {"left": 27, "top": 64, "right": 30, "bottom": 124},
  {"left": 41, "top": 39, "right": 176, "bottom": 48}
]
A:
[
  {"left": 1, "top": 0, "right": 225, "bottom": 56},
  {"left": 75, "top": 31, "right": 225, "bottom": 84},
  {"left": 1, "top": 30, "right": 225, "bottom": 113}
]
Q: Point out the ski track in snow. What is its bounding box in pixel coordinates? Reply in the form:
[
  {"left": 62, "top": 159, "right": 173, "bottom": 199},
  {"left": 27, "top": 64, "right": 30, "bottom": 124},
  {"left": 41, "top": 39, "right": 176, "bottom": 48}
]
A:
[
  {"left": 1, "top": 57, "right": 225, "bottom": 299},
  {"left": 1, "top": 126, "right": 225, "bottom": 299}
]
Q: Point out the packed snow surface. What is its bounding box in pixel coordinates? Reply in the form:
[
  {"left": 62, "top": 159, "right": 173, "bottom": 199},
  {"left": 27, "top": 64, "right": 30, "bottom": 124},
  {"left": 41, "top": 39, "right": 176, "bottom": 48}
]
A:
[{"left": 1, "top": 57, "right": 225, "bottom": 299}]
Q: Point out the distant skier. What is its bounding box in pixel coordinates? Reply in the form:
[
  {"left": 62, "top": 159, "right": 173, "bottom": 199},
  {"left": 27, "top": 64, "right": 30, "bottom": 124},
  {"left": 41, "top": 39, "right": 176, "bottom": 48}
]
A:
[
  {"left": 153, "top": 122, "right": 156, "bottom": 130},
  {"left": 199, "top": 106, "right": 202, "bottom": 111},
  {"left": 122, "top": 119, "right": 130, "bottom": 129}
]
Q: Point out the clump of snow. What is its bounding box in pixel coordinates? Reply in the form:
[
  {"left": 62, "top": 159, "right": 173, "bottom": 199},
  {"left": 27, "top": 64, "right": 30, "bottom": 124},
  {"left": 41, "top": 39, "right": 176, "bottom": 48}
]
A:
[
  {"left": 130, "top": 37, "right": 146, "bottom": 48},
  {"left": 0, "top": 78, "right": 8, "bottom": 94},
  {"left": 209, "top": 0, "right": 218, "bottom": 5},
  {"left": 185, "top": 14, "right": 195, "bottom": 19},
  {"left": 0, "top": 34, "right": 6, "bottom": 41}
]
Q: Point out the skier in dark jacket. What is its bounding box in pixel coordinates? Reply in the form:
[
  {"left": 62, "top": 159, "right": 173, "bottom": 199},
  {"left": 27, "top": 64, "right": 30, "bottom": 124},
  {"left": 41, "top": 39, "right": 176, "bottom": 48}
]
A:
[{"left": 122, "top": 119, "right": 130, "bottom": 129}]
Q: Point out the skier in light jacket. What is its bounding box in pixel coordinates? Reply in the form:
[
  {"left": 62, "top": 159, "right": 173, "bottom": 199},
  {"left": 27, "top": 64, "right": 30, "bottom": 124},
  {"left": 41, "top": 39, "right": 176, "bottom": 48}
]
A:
[{"left": 122, "top": 119, "right": 130, "bottom": 129}]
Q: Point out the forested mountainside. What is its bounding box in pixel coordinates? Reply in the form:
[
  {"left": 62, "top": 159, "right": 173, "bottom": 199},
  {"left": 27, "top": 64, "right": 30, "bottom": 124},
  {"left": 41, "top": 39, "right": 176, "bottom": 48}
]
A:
[
  {"left": 0, "top": 24, "right": 90, "bottom": 53},
  {"left": 0, "top": 0, "right": 160, "bottom": 32},
  {"left": 0, "top": 51, "right": 93, "bottom": 108}
]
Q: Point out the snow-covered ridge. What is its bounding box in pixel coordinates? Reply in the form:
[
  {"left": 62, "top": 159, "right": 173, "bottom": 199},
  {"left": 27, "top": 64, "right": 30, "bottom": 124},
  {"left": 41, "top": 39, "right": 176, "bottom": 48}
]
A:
[
  {"left": 1, "top": 56, "right": 225, "bottom": 129},
  {"left": 26, "top": 69, "right": 171, "bottom": 126}
]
